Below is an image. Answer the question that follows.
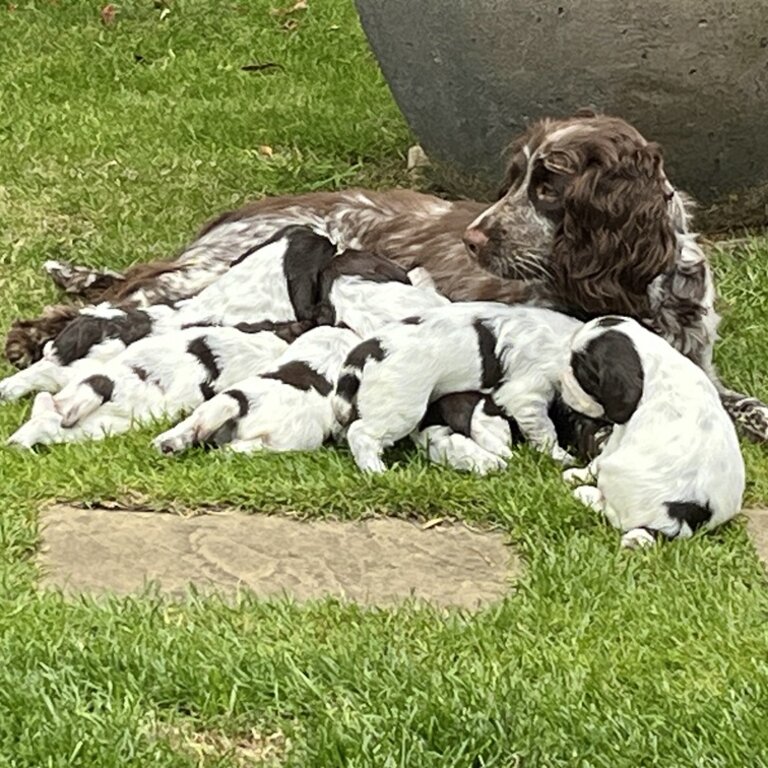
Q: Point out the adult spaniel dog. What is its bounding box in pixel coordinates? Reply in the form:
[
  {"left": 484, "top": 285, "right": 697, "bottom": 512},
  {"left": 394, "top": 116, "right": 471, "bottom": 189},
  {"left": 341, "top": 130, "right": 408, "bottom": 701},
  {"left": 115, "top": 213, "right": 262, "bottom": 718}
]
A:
[{"left": 6, "top": 109, "right": 767, "bottom": 446}]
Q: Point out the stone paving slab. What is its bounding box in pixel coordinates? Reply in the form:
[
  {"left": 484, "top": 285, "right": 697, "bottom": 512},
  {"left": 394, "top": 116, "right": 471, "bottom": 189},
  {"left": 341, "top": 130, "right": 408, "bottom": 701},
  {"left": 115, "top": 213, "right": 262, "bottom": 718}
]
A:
[
  {"left": 745, "top": 508, "right": 768, "bottom": 566},
  {"left": 37, "top": 505, "right": 519, "bottom": 609}
]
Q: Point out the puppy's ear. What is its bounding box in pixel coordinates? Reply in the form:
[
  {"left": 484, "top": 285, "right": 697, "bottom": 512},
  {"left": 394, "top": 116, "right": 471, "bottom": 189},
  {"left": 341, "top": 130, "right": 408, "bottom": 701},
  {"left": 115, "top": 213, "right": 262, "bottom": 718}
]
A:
[{"left": 570, "top": 330, "right": 644, "bottom": 424}]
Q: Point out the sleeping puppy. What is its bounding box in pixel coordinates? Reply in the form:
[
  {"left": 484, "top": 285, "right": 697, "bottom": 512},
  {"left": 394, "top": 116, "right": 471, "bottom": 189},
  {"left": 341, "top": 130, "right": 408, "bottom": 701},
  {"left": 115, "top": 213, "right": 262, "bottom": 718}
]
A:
[
  {"left": 0, "top": 229, "right": 444, "bottom": 401},
  {"left": 412, "top": 391, "right": 602, "bottom": 474},
  {"left": 560, "top": 316, "right": 745, "bottom": 548},
  {"left": 333, "top": 302, "right": 582, "bottom": 472},
  {"left": 152, "top": 326, "right": 360, "bottom": 455},
  {"left": 0, "top": 303, "right": 180, "bottom": 402},
  {"left": 7, "top": 327, "right": 288, "bottom": 448},
  {"left": 313, "top": 250, "right": 449, "bottom": 337}
]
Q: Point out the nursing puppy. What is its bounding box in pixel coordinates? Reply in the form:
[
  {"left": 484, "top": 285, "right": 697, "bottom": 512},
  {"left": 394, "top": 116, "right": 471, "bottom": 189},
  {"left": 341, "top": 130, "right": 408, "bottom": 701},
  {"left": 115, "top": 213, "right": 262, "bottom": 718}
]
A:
[
  {"left": 334, "top": 302, "right": 582, "bottom": 472},
  {"left": 560, "top": 316, "right": 745, "bottom": 548},
  {"left": 413, "top": 391, "right": 596, "bottom": 474},
  {"left": 7, "top": 327, "right": 288, "bottom": 448},
  {"left": 0, "top": 303, "right": 183, "bottom": 403},
  {"left": 153, "top": 326, "right": 359, "bottom": 455},
  {"left": 2, "top": 229, "right": 444, "bottom": 398}
]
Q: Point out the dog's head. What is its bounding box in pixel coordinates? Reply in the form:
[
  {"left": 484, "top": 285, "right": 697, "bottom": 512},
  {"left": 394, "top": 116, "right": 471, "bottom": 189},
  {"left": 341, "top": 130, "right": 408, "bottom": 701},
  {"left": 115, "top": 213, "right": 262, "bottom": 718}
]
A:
[
  {"left": 560, "top": 316, "right": 645, "bottom": 424},
  {"left": 464, "top": 110, "right": 684, "bottom": 318}
]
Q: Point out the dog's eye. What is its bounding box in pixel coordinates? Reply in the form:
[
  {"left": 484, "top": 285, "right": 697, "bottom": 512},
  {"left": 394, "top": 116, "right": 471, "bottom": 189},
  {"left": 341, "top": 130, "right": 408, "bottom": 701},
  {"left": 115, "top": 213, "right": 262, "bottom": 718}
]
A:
[{"left": 535, "top": 181, "right": 558, "bottom": 201}]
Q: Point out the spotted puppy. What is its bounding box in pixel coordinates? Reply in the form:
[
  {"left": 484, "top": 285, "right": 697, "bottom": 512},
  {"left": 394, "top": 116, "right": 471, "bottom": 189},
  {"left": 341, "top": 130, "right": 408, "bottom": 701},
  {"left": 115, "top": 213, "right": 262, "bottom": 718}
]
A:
[
  {"left": 0, "top": 303, "right": 182, "bottom": 402},
  {"left": 7, "top": 327, "right": 288, "bottom": 448},
  {"left": 560, "top": 316, "right": 745, "bottom": 548},
  {"left": 153, "top": 326, "right": 360, "bottom": 455},
  {"left": 334, "top": 302, "right": 583, "bottom": 472},
  {"left": 412, "top": 391, "right": 593, "bottom": 474},
  {"left": 2, "top": 228, "right": 444, "bottom": 398}
]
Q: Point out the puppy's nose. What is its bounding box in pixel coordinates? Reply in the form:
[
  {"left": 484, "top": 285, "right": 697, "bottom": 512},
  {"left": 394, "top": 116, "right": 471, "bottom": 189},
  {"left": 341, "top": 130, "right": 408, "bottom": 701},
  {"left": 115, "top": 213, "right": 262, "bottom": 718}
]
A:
[{"left": 463, "top": 227, "right": 489, "bottom": 257}]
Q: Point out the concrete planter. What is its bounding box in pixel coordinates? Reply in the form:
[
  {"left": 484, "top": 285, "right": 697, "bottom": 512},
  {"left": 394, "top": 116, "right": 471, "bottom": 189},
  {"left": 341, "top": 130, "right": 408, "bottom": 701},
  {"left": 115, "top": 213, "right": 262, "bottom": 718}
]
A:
[{"left": 356, "top": 0, "right": 768, "bottom": 226}]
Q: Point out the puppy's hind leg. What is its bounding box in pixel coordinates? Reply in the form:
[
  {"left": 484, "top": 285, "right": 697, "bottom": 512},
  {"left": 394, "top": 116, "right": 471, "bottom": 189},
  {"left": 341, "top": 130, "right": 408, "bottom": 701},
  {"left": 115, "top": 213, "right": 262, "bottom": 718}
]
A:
[
  {"left": 7, "top": 392, "right": 64, "bottom": 449},
  {"left": 54, "top": 374, "right": 115, "bottom": 428},
  {"left": 620, "top": 528, "right": 657, "bottom": 549},
  {"left": 153, "top": 392, "right": 244, "bottom": 454},
  {"left": 226, "top": 437, "right": 267, "bottom": 454},
  {"left": 414, "top": 425, "right": 508, "bottom": 474},
  {"left": 346, "top": 420, "right": 387, "bottom": 473}
]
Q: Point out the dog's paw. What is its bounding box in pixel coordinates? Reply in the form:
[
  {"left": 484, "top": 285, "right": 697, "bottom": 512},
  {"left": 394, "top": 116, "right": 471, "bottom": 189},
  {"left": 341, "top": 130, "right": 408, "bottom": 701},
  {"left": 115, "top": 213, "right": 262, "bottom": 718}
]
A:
[
  {"left": 152, "top": 432, "right": 188, "bottom": 455},
  {"left": 356, "top": 455, "right": 387, "bottom": 473},
  {"left": 0, "top": 379, "right": 25, "bottom": 403},
  {"left": 562, "top": 466, "right": 592, "bottom": 486},
  {"left": 550, "top": 446, "right": 577, "bottom": 466},
  {"left": 620, "top": 528, "right": 656, "bottom": 549},
  {"left": 572, "top": 484, "right": 605, "bottom": 512}
]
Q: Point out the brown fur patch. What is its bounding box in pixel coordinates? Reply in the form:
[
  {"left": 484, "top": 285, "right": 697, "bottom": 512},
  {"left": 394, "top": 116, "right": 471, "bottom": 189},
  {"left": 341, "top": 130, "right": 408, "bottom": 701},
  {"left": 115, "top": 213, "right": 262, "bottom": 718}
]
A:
[{"left": 5, "top": 304, "right": 81, "bottom": 369}]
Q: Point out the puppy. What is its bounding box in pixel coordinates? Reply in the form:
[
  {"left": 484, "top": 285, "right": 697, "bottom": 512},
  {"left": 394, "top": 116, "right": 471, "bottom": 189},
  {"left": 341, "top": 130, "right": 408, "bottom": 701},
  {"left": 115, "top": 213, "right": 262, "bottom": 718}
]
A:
[
  {"left": 7, "top": 327, "right": 288, "bottom": 448},
  {"left": 314, "top": 250, "right": 449, "bottom": 337},
  {"left": 560, "top": 316, "right": 745, "bottom": 547},
  {"left": 333, "top": 302, "right": 582, "bottom": 472},
  {"left": 153, "top": 326, "right": 360, "bottom": 455},
  {"left": 412, "top": 391, "right": 597, "bottom": 474},
  {"left": 0, "top": 303, "right": 180, "bottom": 403}
]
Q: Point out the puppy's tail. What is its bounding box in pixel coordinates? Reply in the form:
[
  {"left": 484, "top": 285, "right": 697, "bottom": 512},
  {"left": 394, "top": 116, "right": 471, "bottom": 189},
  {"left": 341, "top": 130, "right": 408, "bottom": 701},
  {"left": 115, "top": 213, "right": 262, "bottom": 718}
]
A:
[
  {"left": 332, "top": 363, "right": 360, "bottom": 429},
  {"left": 332, "top": 337, "right": 385, "bottom": 430},
  {"left": 56, "top": 374, "right": 115, "bottom": 428}
]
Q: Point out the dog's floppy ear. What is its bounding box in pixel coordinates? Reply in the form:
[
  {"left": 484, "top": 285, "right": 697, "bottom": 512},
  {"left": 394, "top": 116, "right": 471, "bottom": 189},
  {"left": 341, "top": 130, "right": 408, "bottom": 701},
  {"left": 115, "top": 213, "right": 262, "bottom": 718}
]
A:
[{"left": 570, "top": 329, "right": 644, "bottom": 423}]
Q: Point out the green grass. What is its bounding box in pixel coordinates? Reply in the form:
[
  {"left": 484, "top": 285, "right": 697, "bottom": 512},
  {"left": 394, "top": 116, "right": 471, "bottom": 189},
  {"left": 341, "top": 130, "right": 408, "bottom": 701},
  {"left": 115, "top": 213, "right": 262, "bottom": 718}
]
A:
[{"left": 1, "top": 2, "right": 768, "bottom": 766}]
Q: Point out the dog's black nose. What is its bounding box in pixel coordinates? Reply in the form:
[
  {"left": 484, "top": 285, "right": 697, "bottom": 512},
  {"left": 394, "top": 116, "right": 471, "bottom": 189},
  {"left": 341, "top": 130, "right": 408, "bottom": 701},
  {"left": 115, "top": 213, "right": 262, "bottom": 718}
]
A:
[{"left": 463, "top": 227, "right": 489, "bottom": 257}]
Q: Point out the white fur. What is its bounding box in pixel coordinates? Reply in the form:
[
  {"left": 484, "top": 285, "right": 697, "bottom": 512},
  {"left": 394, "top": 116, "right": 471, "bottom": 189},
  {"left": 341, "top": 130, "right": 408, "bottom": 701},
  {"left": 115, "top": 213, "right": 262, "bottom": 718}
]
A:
[
  {"left": 153, "top": 326, "right": 360, "bottom": 455},
  {"left": 560, "top": 317, "right": 745, "bottom": 546},
  {"left": 328, "top": 272, "right": 448, "bottom": 338},
  {"left": 7, "top": 328, "right": 288, "bottom": 448},
  {"left": 335, "top": 302, "right": 582, "bottom": 472},
  {"left": 173, "top": 234, "right": 298, "bottom": 326},
  {"left": 0, "top": 303, "right": 179, "bottom": 403}
]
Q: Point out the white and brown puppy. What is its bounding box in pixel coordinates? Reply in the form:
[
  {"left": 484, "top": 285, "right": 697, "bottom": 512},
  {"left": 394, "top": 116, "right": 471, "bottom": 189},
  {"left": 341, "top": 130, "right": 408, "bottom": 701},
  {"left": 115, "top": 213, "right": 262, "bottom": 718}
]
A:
[
  {"left": 0, "top": 228, "right": 444, "bottom": 402},
  {"left": 560, "top": 316, "right": 745, "bottom": 548},
  {"left": 7, "top": 327, "right": 288, "bottom": 448},
  {"left": 0, "top": 303, "right": 181, "bottom": 402},
  {"left": 413, "top": 391, "right": 593, "bottom": 475},
  {"left": 334, "top": 302, "right": 582, "bottom": 472},
  {"left": 153, "top": 325, "right": 360, "bottom": 455}
]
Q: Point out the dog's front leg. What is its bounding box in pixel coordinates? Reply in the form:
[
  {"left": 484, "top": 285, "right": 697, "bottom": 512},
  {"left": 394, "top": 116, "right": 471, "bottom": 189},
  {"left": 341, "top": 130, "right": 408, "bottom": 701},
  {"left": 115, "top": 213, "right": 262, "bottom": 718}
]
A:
[{"left": 0, "top": 359, "right": 73, "bottom": 402}]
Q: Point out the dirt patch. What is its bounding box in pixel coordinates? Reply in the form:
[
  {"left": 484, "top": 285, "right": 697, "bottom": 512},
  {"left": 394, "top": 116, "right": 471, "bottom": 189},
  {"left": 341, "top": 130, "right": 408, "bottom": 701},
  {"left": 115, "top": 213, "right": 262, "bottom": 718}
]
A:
[
  {"left": 37, "top": 505, "right": 519, "bottom": 609},
  {"left": 156, "top": 722, "right": 287, "bottom": 767},
  {"left": 744, "top": 508, "right": 768, "bottom": 566}
]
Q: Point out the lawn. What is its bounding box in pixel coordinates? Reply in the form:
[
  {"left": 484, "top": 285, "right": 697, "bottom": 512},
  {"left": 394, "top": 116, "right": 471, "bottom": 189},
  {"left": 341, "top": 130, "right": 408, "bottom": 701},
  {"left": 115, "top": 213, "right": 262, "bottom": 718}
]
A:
[{"left": 1, "top": 1, "right": 768, "bottom": 766}]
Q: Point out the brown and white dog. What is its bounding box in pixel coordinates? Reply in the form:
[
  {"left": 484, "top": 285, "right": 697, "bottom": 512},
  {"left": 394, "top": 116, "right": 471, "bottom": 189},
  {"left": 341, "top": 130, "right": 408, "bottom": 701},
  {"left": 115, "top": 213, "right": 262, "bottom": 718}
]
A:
[{"left": 5, "top": 109, "right": 767, "bottom": 446}]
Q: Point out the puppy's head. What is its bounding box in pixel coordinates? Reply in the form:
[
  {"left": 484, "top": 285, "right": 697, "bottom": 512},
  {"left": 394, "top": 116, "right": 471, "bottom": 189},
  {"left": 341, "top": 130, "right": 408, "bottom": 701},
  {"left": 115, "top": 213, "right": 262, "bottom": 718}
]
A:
[{"left": 560, "top": 316, "right": 644, "bottom": 424}]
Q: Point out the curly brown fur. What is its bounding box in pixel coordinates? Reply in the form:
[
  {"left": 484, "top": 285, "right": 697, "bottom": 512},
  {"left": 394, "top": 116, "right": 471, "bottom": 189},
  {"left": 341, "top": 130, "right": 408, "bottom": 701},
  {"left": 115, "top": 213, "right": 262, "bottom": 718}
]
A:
[{"left": 5, "top": 305, "right": 81, "bottom": 369}]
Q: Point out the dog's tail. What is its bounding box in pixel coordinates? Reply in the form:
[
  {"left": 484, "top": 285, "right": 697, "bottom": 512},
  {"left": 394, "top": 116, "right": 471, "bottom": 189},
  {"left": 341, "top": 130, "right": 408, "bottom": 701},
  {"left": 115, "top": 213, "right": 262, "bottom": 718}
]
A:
[
  {"left": 332, "top": 337, "right": 386, "bottom": 429},
  {"left": 332, "top": 364, "right": 361, "bottom": 429},
  {"left": 56, "top": 374, "right": 115, "bottom": 428}
]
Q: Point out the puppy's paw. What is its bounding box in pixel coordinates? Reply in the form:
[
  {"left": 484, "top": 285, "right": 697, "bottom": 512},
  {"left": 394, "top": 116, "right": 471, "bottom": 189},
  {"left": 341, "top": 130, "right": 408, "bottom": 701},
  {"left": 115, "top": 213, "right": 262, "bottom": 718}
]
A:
[
  {"left": 621, "top": 528, "right": 656, "bottom": 549},
  {"left": 0, "top": 379, "right": 25, "bottom": 403},
  {"left": 572, "top": 484, "right": 605, "bottom": 512},
  {"left": 562, "top": 467, "right": 592, "bottom": 486},
  {"left": 550, "top": 446, "right": 577, "bottom": 466},
  {"left": 152, "top": 432, "right": 188, "bottom": 455}
]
